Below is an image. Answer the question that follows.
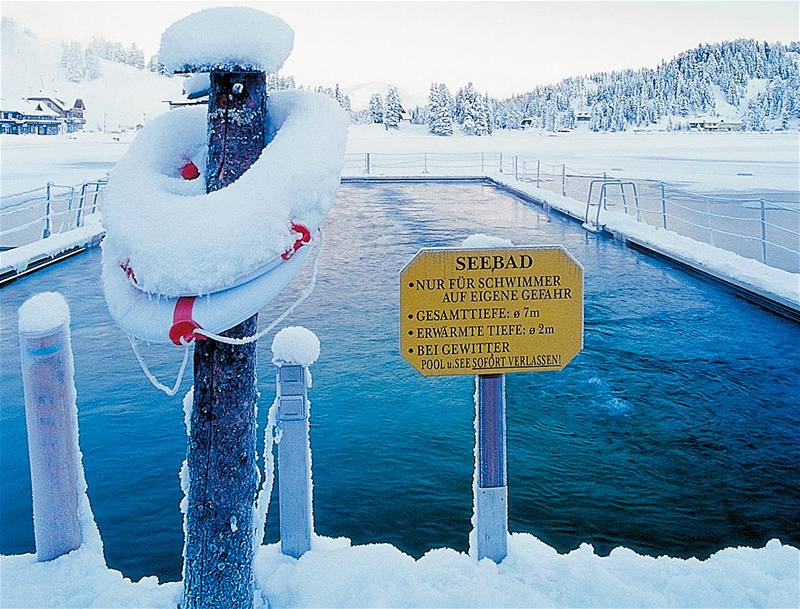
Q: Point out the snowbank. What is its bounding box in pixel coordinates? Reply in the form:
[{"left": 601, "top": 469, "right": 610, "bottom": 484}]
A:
[
  {"left": 18, "top": 292, "right": 70, "bottom": 334},
  {"left": 0, "top": 215, "right": 104, "bottom": 277},
  {"left": 271, "top": 326, "right": 321, "bottom": 367},
  {"left": 101, "top": 90, "right": 348, "bottom": 296},
  {"left": 2, "top": 535, "right": 797, "bottom": 608},
  {"left": 490, "top": 176, "right": 800, "bottom": 307},
  {"left": 159, "top": 8, "right": 293, "bottom": 74}
]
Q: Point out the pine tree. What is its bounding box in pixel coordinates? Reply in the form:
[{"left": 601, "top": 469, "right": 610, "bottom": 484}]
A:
[
  {"left": 368, "top": 93, "right": 384, "bottom": 124},
  {"left": 459, "top": 83, "right": 488, "bottom": 135},
  {"left": 84, "top": 47, "right": 101, "bottom": 80},
  {"left": 384, "top": 86, "right": 403, "bottom": 129},
  {"left": 127, "top": 43, "right": 145, "bottom": 69},
  {"left": 61, "top": 42, "right": 84, "bottom": 82},
  {"left": 426, "top": 83, "right": 453, "bottom": 136}
]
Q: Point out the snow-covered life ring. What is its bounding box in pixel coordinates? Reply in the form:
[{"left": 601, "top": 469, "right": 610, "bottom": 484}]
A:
[{"left": 101, "top": 89, "right": 348, "bottom": 344}]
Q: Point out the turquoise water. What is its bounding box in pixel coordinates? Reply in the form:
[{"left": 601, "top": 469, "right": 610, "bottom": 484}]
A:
[{"left": 1, "top": 182, "right": 798, "bottom": 583}]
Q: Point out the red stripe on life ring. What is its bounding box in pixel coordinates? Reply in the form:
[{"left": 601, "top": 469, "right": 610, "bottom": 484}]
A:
[
  {"left": 169, "top": 296, "right": 205, "bottom": 345},
  {"left": 281, "top": 223, "right": 312, "bottom": 260}
]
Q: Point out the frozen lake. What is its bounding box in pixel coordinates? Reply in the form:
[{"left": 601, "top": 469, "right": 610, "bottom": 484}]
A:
[{"left": 1, "top": 182, "right": 798, "bottom": 583}]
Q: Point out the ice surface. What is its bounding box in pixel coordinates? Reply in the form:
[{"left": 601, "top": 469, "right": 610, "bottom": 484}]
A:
[
  {"left": 101, "top": 90, "right": 348, "bottom": 296},
  {"left": 159, "top": 8, "right": 294, "bottom": 74},
  {"left": 461, "top": 234, "right": 514, "bottom": 248},
  {"left": 271, "top": 326, "right": 321, "bottom": 367},
  {"left": 18, "top": 292, "right": 70, "bottom": 334}
]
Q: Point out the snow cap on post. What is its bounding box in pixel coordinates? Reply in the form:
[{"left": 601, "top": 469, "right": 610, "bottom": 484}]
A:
[
  {"left": 18, "top": 292, "right": 70, "bottom": 335},
  {"left": 271, "top": 326, "right": 320, "bottom": 367},
  {"left": 159, "top": 7, "right": 294, "bottom": 74},
  {"left": 461, "top": 234, "right": 514, "bottom": 248}
]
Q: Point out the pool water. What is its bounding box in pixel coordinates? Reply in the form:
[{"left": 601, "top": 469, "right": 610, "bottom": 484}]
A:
[{"left": 1, "top": 182, "right": 798, "bottom": 583}]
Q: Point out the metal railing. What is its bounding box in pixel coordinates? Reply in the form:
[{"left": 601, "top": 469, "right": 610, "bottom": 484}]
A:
[
  {"left": 1, "top": 178, "right": 107, "bottom": 249},
  {"left": 343, "top": 152, "right": 799, "bottom": 274}
]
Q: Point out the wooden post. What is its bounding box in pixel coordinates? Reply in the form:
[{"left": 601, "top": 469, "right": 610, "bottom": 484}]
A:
[
  {"left": 660, "top": 182, "right": 668, "bottom": 229},
  {"left": 275, "top": 363, "right": 313, "bottom": 558},
  {"left": 18, "top": 293, "right": 82, "bottom": 561},
  {"left": 474, "top": 374, "right": 508, "bottom": 563},
  {"left": 561, "top": 164, "right": 566, "bottom": 196},
  {"left": 181, "top": 70, "right": 267, "bottom": 609}
]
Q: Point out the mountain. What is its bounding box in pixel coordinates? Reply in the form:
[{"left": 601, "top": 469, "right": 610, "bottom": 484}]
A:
[
  {"left": 1, "top": 18, "right": 182, "bottom": 131},
  {"left": 490, "top": 39, "right": 800, "bottom": 132}
]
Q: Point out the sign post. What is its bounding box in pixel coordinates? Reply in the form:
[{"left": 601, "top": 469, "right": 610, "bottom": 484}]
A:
[
  {"left": 476, "top": 373, "right": 507, "bottom": 562},
  {"left": 400, "top": 246, "right": 583, "bottom": 562}
]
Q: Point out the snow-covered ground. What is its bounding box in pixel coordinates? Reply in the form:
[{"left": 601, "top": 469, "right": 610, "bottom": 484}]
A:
[
  {"left": 2, "top": 533, "right": 797, "bottom": 608},
  {"left": 3, "top": 126, "right": 798, "bottom": 197},
  {"left": 347, "top": 124, "right": 800, "bottom": 194},
  {"left": 0, "top": 133, "right": 132, "bottom": 196}
]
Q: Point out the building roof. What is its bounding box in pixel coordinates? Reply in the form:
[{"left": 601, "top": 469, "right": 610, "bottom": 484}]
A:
[
  {"left": 0, "top": 99, "right": 61, "bottom": 119},
  {"left": 26, "top": 95, "right": 67, "bottom": 111},
  {"left": 73, "top": 98, "right": 85, "bottom": 110}
]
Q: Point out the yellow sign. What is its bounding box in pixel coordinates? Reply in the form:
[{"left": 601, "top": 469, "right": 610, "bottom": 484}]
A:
[{"left": 400, "top": 246, "right": 583, "bottom": 376}]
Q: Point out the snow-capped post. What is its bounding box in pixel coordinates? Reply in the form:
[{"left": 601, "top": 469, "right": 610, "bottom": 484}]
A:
[
  {"left": 103, "top": 10, "right": 345, "bottom": 606},
  {"left": 158, "top": 9, "right": 293, "bottom": 609},
  {"left": 18, "top": 292, "right": 82, "bottom": 561},
  {"left": 561, "top": 163, "right": 567, "bottom": 196},
  {"left": 660, "top": 182, "right": 668, "bottom": 229},
  {"left": 271, "top": 327, "right": 321, "bottom": 558},
  {"left": 536, "top": 160, "right": 541, "bottom": 187}
]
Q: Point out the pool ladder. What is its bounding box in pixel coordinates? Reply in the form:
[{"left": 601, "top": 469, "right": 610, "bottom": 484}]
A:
[{"left": 582, "top": 179, "right": 641, "bottom": 233}]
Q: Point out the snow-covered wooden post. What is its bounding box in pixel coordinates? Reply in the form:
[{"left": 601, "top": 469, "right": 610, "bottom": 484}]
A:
[
  {"left": 561, "top": 163, "right": 567, "bottom": 196},
  {"left": 660, "top": 182, "right": 668, "bottom": 229},
  {"left": 159, "top": 10, "right": 294, "bottom": 609},
  {"left": 181, "top": 65, "right": 264, "bottom": 608},
  {"left": 271, "top": 327, "right": 320, "bottom": 558},
  {"left": 475, "top": 374, "right": 508, "bottom": 563},
  {"left": 18, "top": 292, "right": 83, "bottom": 561}
]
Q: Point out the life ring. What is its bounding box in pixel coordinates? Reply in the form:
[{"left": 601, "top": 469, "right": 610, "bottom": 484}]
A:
[
  {"left": 102, "top": 238, "right": 313, "bottom": 345},
  {"left": 100, "top": 89, "right": 347, "bottom": 344}
]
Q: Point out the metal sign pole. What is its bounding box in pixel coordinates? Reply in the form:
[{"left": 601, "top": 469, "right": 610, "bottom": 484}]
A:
[{"left": 475, "top": 373, "right": 508, "bottom": 563}]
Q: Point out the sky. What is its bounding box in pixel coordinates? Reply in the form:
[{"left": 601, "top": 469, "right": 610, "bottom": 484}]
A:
[{"left": 3, "top": 1, "right": 799, "bottom": 99}]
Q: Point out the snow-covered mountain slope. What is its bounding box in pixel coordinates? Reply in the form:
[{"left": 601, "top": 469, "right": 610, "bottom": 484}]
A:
[{"left": 1, "top": 19, "right": 182, "bottom": 131}]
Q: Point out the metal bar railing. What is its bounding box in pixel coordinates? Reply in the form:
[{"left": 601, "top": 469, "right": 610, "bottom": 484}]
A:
[{"left": 1, "top": 178, "right": 107, "bottom": 248}]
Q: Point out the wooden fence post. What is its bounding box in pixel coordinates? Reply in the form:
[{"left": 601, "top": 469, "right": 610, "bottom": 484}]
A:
[{"left": 181, "top": 70, "right": 267, "bottom": 609}]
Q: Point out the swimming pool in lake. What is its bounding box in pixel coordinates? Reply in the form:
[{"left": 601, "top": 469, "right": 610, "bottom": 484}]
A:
[{"left": 1, "top": 182, "right": 798, "bottom": 582}]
